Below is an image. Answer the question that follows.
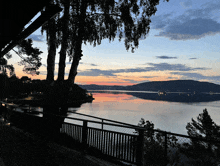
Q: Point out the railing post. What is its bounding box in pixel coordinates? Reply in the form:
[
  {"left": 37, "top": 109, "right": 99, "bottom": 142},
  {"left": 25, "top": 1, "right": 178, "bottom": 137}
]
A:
[
  {"left": 164, "top": 132, "right": 168, "bottom": 166},
  {"left": 136, "top": 129, "right": 145, "bottom": 166},
  {"left": 82, "top": 120, "right": 88, "bottom": 150},
  {"left": 102, "top": 119, "right": 104, "bottom": 130}
]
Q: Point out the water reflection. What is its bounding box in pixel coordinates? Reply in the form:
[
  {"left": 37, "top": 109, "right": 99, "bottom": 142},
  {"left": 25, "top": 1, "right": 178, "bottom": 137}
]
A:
[
  {"left": 71, "top": 92, "right": 220, "bottom": 135},
  {"left": 90, "top": 90, "right": 220, "bottom": 103}
]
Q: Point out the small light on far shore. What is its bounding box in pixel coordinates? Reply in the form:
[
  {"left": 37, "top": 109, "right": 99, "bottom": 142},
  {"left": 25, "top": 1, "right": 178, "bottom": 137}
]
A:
[
  {"left": 5, "top": 123, "right": 10, "bottom": 126},
  {"left": 0, "top": 117, "right": 4, "bottom": 122}
]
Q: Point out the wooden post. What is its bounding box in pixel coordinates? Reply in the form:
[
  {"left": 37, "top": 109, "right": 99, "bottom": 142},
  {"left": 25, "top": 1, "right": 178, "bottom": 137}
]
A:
[
  {"left": 136, "top": 129, "right": 145, "bottom": 166},
  {"left": 82, "top": 120, "right": 88, "bottom": 150}
]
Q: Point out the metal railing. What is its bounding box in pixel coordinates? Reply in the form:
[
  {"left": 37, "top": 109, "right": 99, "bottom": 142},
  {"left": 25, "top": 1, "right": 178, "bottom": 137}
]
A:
[
  {"left": 61, "top": 122, "right": 138, "bottom": 163},
  {"left": 2, "top": 103, "right": 220, "bottom": 166}
]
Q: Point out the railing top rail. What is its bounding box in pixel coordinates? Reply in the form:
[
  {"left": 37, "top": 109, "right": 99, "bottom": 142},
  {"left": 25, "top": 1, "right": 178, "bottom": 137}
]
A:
[
  {"left": 62, "top": 114, "right": 142, "bottom": 130},
  {"left": 67, "top": 111, "right": 138, "bottom": 128},
  {"left": 15, "top": 110, "right": 143, "bottom": 130},
  {"left": 64, "top": 122, "right": 138, "bottom": 137}
]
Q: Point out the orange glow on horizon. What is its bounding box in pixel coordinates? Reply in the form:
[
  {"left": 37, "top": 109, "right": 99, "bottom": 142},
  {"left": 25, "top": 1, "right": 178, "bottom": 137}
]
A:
[
  {"left": 14, "top": 67, "right": 186, "bottom": 86},
  {"left": 83, "top": 82, "right": 135, "bottom": 86}
]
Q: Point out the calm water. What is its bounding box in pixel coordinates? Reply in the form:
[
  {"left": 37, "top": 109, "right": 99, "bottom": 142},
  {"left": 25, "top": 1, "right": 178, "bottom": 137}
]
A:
[{"left": 66, "top": 91, "right": 220, "bottom": 135}]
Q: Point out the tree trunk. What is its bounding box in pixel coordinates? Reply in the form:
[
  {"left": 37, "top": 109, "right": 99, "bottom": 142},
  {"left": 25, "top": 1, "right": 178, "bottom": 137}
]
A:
[
  {"left": 68, "top": 1, "right": 87, "bottom": 84},
  {"left": 68, "top": 42, "right": 82, "bottom": 84},
  {"left": 57, "top": 0, "right": 70, "bottom": 83},
  {"left": 46, "top": 18, "right": 57, "bottom": 83}
]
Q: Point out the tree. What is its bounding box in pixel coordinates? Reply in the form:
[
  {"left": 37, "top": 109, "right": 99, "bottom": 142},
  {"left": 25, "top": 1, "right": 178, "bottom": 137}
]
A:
[
  {"left": 41, "top": 1, "right": 61, "bottom": 82},
  {"left": 57, "top": 0, "right": 70, "bottom": 82},
  {"left": 186, "top": 108, "right": 220, "bottom": 141},
  {"left": 15, "top": 39, "right": 42, "bottom": 75},
  {"left": 42, "top": 0, "right": 169, "bottom": 84},
  {"left": 180, "top": 109, "right": 220, "bottom": 165},
  {"left": 0, "top": 57, "right": 14, "bottom": 76},
  {"left": 1, "top": 38, "right": 43, "bottom": 77},
  {"left": 136, "top": 118, "right": 179, "bottom": 165},
  {"left": 67, "top": 0, "right": 169, "bottom": 84},
  {"left": 0, "top": 56, "right": 14, "bottom": 100}
]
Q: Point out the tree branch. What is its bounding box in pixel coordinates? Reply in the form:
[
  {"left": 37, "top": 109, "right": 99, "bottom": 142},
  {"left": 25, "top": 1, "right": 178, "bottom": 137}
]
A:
[{"left": 86, "top": 12, "right": 122, "bottom": 18}]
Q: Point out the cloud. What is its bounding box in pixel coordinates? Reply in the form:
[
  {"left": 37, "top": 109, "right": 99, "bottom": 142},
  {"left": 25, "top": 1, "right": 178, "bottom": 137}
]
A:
[
  {"left": 189, "top": 58, "right": 197, "bottom": 60},
  {"left": 79, "top": 62, "right": 98, "bottom": 66},
  {"left": 78, "top": 63, "right": 209, "bottom": 77},
  {"left": 141, "top": 76, "right": 156, "bottom": 78},
  {"left": 167, "top": 76, "right": 179, "bottom": 79},
  {"left": 27, "top": 34, "right": 44, "bottom": 42},
  {"left": 152, "top": 2, "right": 220, "bottom": 40},
  {"left": 146, "top": 63, "right": 209, "bottom": 71},
  {"left": 156, "top": 56, "right": 177, "bottom": 59},
  {"left": 151, "top": 13, "right": 173, "bottom": 30},
  {"left": 122, "top": 79, "right": 141, "bottom": 83},
  {"left": 180, "top": 0, "right": 192, "bottom": 9},
  {"left": 157, "top": 18, "right": 220, "bottom": 40},
  {"left": 90, "top": 63, "right": 98, "bottom": 66},
  {"left": 171, "top": 72, "right": 220, "bottom": 82},
  {"left": 78, "top": 69, "right": 115, "bottom": 76}
]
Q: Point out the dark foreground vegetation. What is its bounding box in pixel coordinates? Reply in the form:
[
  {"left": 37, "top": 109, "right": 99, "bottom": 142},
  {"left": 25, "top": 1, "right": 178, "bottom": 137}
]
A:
[
  {"left": 0, "top": 74, "right": 93, "bottom": 106},
  {"left": 137, "top": 109, "right": 220, "bottom": 165}
]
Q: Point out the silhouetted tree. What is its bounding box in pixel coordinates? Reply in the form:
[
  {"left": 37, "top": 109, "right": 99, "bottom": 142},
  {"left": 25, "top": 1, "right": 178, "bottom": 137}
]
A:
[
  {"left": 57, "top": 0, "right": 70, "bottom": 82},
  {"left": 136, "top": 118, "right": 179, "bottom": 165},
  {"left": 0, "top": 56, "right": 14, "bottom": 99},
  {"left": 42, "top": 0, "right": 169, "bottom": 84},
  {"left": 1, "top": 38, "right": 42, "bottom": 77},
  {"left": 0, "top": 57, "right": 14, "bottom": 76},
  {"left": 67, "top": 0, "right": 169, "bottom": 84},
  {"left": 186, "top": 108, "right": 220, "bottom": 141},
  {"left": 15, "top": 39, "right": 42, "bottom": 75},
  {"left": 41, "top": 1, "right": 61, "bottom": 82},
  {"left": 180, "top": 109, "right": 220, "bottom": 165}
]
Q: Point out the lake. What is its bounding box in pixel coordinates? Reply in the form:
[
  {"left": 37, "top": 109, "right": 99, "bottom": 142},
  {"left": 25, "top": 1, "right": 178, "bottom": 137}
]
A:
[{"left": 66, "top": 91, "right": 220, "bottom": 135}]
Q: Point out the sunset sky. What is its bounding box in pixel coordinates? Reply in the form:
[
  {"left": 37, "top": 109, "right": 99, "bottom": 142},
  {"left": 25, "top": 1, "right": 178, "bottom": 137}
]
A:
[{"left": 8, "top": 0, "right": 220, "bottom": 86}]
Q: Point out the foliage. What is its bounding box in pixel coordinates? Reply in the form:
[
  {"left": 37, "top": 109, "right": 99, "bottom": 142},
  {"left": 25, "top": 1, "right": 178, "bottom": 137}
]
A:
[
  {"left": 0, "top": 57, "right": 14, "bottom": 76},
  {"left": 42, "top": 0, "right": 169, "bottom": 83},
  {"left": 68, "top": 0, "right": 169, "bottom": 53},
  {"left": 179, "top": 109, "right": 220, "bottom": 165},
  {"left": 41, "top": 0, "right": 63, "bottom": 82},
  {"left": 136, "top": 118, "right": 179, "bottom": 166},
  {"left": 16, "top": 39, "right": 43, "bottom": 75},
  {"left": 186, "top": 108, "right": 220, "bottom": 140},
  {"left": 1, "top": 38, "right": 42, "bottom": 76}
]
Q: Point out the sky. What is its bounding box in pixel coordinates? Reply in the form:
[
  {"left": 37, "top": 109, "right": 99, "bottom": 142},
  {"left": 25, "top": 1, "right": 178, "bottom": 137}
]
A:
[{"left": 8, "top": 0, "right": 220, "bottom": 86}]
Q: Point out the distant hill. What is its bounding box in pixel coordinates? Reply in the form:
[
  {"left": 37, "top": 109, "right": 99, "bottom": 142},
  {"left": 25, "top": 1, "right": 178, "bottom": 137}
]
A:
[{"left": 79, "top": 80, "right": 220, "bottom": 93}]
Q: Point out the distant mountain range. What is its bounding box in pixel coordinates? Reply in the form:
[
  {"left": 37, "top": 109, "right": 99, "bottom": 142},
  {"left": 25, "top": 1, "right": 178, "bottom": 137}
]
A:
[{"left": 79, "top": 80, "right": 220, "bottom": 93}]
